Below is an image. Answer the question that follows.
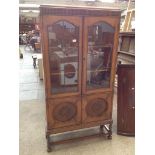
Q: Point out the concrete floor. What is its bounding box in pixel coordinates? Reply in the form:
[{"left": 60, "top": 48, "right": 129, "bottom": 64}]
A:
[
  {"left": 19, "top": 46, "right": 135, "bottom": 154},
  {"left": 19, "top": 45, "right": 45, "bottom": 101},
  {"left": 20, "top": 100, "right": 135, "bottom": 155}
]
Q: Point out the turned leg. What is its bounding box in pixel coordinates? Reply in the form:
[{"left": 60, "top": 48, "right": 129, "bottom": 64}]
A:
[
  {"left": 100, "top": 125, "right": 104, "bottom": 135},
  {"left": 107, "top": 123, "right": 112, "bottom": 139},
  {"left": 46, "top": 132, "right": 48, "bottom": 139},
  {"left": 46, "top": 134, "right": 52, "bottom": 152}
]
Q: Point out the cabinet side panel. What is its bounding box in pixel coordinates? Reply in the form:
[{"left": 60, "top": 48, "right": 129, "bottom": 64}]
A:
[
  {"left": 40, "top": 14, "right": 50, "bottom": 130},
  {"left": 117, "top": 65, "right": 135, "bottom": 135}
]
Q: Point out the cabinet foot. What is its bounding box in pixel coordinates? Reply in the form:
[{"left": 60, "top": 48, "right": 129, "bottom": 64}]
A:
[
  {"left": 107, "top": 123, "right": 112, "bottom": 140},
  {"left": 101, "top": 122, "right": 113, "bottom": 139},
  {"left": 47, "top": 147, "right": 52, "bottom": 152},
  {"left": 100, "top": 125, "right": 104, "bottom": 135}
]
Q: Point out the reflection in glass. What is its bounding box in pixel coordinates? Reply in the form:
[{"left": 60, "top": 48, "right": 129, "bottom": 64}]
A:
[
  {"left": 87, "top": 22, "right": 114, "bottom": 89},
  {"left": 48, "top": 21, "right": 79, "bottom": 94}
]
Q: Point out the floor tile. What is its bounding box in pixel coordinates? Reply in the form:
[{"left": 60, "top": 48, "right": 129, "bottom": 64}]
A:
[
  {"left": 20, "top": 83, "right": 39, "bottom": 91},
  {"left": 20, "top": 76, "right": 39, "bottom": 84},
  {"left": 19, "top": 90, "right": 38, "bottom": 101},
  {"left": 19, "top": 45, "right": 44, "bottom": 101},
  {"left": 37, "top": 90, "right": 45, "bottom": 102}
]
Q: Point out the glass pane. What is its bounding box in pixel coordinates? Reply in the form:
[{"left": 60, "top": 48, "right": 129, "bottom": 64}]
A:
[
  {"left": 48, "top": 21, "right": 79, "bottom": 94},
  {"left": 87, "top": 22, "right": 114, "bottom": 90}
]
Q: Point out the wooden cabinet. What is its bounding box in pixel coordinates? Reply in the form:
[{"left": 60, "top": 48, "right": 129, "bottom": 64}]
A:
[
  {"left": 40, "top": 5, "right": 120, "bottom": 151},
  {"left": 117, "top": 64, "right": 135, "bottom": 136}
]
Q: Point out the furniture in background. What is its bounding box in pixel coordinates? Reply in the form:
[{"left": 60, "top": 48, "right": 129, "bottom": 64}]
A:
[
  {"left": 40, "top": 5, "right": 120, "bottom": 151},
  {"left": 37, "top": 54, "right": 43, "bottom": 80},
  {"left": 35, "top": 42, "right": 41, "bottom": 52},
  {"left": 114, "top": 31, "right": 135, "bottom": 87},
  {"left": 117, "top": 32, "right": 135, "bottom": 64},
  {"left": 121, "top": 0, "right": 135, "bottom": 32},
  {"left": 32, "top": 54, "right": 44, "bottom": 79},
  {"left": 19, "top": 23, "right": 35, "bottom": 32},
  {"left": 117, "top": 64, "right": 135, "bottom": 136}
]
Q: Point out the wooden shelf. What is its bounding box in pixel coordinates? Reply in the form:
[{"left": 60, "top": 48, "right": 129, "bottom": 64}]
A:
[
  {"left": 118, "top": 50, "right": 135, "bottom": 56},
  {"left": 88, "top": 45, "right": 112, "bottom": 48}
]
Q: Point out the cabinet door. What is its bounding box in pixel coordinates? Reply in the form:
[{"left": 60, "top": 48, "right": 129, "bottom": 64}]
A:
[
  {"left": 42, "top": 16, "right": 82, "bottom": 98},
  {"left": 47, "top": 97, "right": 81, "bottom": 129},
  {"left": 82, "top": 17, "right": 119, "bottom": 94},
  {"left": 82, "top": 93, "right": 112, "bottom": 124},
  {"left": 81, "top": 17, "right": 119, "bottom": 123}
]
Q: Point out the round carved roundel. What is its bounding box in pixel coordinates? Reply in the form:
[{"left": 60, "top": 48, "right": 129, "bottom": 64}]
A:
[
  {"left": 64, "top": 64, "right": 76, "bottom": 78},
  {"left": 53, "top": 102, "right": 77, "bottom": 122},
  {"left": 86, "top": 99, "right": 107, "bottom": 117}
]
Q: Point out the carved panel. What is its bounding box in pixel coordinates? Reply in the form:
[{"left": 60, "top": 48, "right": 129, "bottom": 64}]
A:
[
  {"left": 40, "top": 6, "right": 121, "bottom": 17},
  {"left": 86, "top": 99, "right": 107, "bottom": 117},
  {"left": 53, "top": 102, "right": 77, "bottom": 122},
  {"left": 47, "top": 96, "right": 81, "bottom": 129},
  {"left": 82, "top": 93, "right": 112, "bottom": 123}
]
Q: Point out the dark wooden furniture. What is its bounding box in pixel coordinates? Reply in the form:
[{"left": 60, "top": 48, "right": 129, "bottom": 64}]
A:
[
  {"left": 19, "top": 16, "right": 39, "bottom": 33},
  {"left": 34, "top": 42, "right": 41, "bottom": 52},
  {"left": 40, "top": 5, "right": 120, "bottom": 151},
  {"left": 117, "top": 64, "right": 135, "bottom": 136},
  {"left": 19, "top": 23, "right": 35, "bottom": 33},
  {"left": 117, "top": 32, "right": 135, "bottom": 64}
]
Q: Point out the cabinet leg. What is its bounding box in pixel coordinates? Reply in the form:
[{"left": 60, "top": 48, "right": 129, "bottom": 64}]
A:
[
  {"left": 46, "top": 134, "right": 52, "bottom": 152},
  {"left": 100, "top": 125, "right": 104, "bottom": 135},
  {"left": 46, "top": 132, "right": 48, "bottom": 139},
  {"left": 107, "top": 123, "right": 112, "bottom": 139}
]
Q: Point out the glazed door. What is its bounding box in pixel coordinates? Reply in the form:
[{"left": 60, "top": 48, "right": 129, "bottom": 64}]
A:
[
  {"left": 42, "top": 16, "right": 82, "bottom": 98},
  {"left": 82, "top": 17, "right": 119, "bottom": 124}
]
